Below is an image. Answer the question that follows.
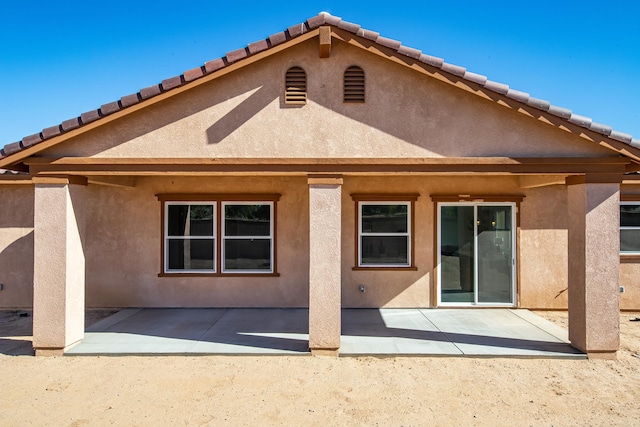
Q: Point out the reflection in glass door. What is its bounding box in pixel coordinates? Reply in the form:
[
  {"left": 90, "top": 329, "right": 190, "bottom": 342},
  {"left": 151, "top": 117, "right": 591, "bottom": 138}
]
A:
[{"left": 438, "top": 203, "right": 515, "bottom": 306}]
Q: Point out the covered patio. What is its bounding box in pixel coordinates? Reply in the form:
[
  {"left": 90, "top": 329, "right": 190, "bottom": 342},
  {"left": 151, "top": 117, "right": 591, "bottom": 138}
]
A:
[{"left": 65, "top": 308, "right": 584, "bottom": 358}]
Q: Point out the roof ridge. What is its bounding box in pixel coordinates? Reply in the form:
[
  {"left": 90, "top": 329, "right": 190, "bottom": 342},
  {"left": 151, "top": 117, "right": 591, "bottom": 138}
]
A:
[{"left": 1, "top": 12, "right": 638, "bottom": 161}]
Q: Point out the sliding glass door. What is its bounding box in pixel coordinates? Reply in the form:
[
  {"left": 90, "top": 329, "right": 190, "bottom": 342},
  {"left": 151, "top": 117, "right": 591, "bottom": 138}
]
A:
[{"left": 438, "top": 203, "right": 515, "bottom": 306}]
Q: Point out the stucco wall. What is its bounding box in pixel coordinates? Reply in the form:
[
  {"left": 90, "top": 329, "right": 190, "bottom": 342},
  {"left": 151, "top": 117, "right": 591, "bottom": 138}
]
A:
[
  {"left": 1, "top": 177, "right": 638, "bottom": 310},
  {"left": 0, "top": 184, "right": 34, "bottom": 308},
  {"left": 44, "top": 38, "right": 612, "bottom": 160},
  {"left": 83, "top": 176, "right": 310, "bottom": 308}
]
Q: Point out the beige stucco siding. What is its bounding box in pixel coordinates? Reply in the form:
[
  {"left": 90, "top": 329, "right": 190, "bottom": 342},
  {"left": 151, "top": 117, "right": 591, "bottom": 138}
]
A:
[
  {"left": 0, "top": 185, "right": 34, "bottom": 308},
  {"left": 45, "top": 39, "right": 612, "bottom": 160},
  {"left": 1, "top": 176, "right": 638, "bottom": 310},
  {"left": 83, "top": 176, "right": 310, "bottom": 308},
  {"left": 80, "top": 174, "right": 576, "bottom": 309}
]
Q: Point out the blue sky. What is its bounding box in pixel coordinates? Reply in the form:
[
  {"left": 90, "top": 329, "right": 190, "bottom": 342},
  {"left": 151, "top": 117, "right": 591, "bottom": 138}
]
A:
[{"left": 1, "top": 1, "right": 638, "bottom": 144}]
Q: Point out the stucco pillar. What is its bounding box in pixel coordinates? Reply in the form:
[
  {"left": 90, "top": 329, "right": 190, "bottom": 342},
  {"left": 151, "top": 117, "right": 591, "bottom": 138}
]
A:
[
  {"left": 308, "top": 175, "right": 342, "bottom": 354},
  {"left": 32, "top": 177, "right": 86, "bottom": 356},
  {"left": 567, "top": 178, "right": 620, "bottom": 357}
]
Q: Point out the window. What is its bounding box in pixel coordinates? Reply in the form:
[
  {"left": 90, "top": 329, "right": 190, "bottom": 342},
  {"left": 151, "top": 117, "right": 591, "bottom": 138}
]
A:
[
  {"left": 222, "top": 202, "right": 274, "bottom": 273},
  {"left": 285, "top": 66, "right": 307, "bottom": 105},
  {"left": 352, "top": 195, "right": 418, "bottom": 268},
  {"left": 165, "top": 202, "right": 216, "bottom": 273},
  {"left": 159, "top": 194, "right": 279, "bottom": 275},
  {"left": 621, "top": 202, "right": 640, "bottom": 254},
  {"left": 344, "top": 66, "right": 365, "bottom": 103}
]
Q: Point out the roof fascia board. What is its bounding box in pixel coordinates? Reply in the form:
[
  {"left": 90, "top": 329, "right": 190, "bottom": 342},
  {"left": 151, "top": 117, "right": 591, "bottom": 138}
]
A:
[{"left": 0, "top": 29, "right": 321, "bottom": 170}]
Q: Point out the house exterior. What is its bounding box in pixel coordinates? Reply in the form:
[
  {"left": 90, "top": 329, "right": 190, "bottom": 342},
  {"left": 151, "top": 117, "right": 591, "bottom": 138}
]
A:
[{"left": 1, "top": 13, "right": 639, "bottom": 356}]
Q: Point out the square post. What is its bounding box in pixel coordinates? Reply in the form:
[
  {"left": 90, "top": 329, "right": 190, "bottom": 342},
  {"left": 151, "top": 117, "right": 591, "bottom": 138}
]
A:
[
  {"left": 567, "top": 177, "right": 620, "bottom": 357},
  {"left": 32, "top": 177, "right": 86, "bottom": 356},
  {"left": 308, "top": 175, "right": 342, "bottom": 355}
]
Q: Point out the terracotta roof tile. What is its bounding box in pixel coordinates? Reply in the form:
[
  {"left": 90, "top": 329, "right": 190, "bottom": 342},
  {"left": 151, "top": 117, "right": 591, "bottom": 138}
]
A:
[
  {"left": 1, "top": 12, "right": 637, "bottom": 162},
  {"left": 120, "top": 93, "right": 141, "bottom": 108},
  {"left": 441, "top": 63, "right": 466, "bottom": 77},
  {"left": 506, "top": 89, "right": 530, "bottom": 103},
  {"left": 306, "top": 14, "right": 327, "bottom": 29},
  {"left": 268, "top": 31, "right": 288, "bottom": 47},
  {"left": 419, "top": 54, "right": 444, "bottom": 68},
  {"left": 61, "top": 117, "right": 81, "bottom": 132},
  {"left": 397, "top": 45, "right": 421, "bottom": 59},
  {"left": 568, "top": 113, "right": 592, "bottom": 128},
  {"left": 610, "top": 130, "right": 633, "bottom": 144},
  {"left": 80, "top": 109, "right": 101, "bottom": 125},
  {"left": 463, "top": 71, "right": 488, "bottom": 86},
  {"left": 140, "top": 84, "right": 162, "bottom": 100},
  {"left": 357, "top": 28, "right": 380, "bottom": 41},
  {"left": 225, "top": 48, "right": 248, "bottom": 64},
  {"left": 100, "top": 101, "right": 122, "bottom": 116},
  {"left": 204, "top": 58, "right": 226, "bottom": 74},
  {"left": 323, "top": 13, "right": 342, "bottom": 26},
  {"left": 376, "top": 36, "right": 402, "bottom": 50},
  {"left": 161, "top": 75, "right": 184, "bottom": 91},
  {"left": 42, "top": 125, "right": 62, "bottom": 139},
  {"left": 184, "top": 66, "right": 205, "bottom": 82},
  {"left": 337, "top": 20, "right": 361, "bottom": 33},
  {"left": 589, "top": 122, "right": 613, "bottom": 136},
  {"left": 287, "top": 23, "right": 308, "bottom": 38},
  {"left": 548, "top": 105, "right": 572, "bottom": 119},
  {"left": 248, "top": 39, "right": 269, "bottom": 55},
  {"left": 527, "top": 97, "right": 551, "bottom": 111},
  {"left": 21, "top": 132, "right": 43, "bottom": 148},
  {"left": 3, "top": 142, "right": 22, "bottom": 156}
]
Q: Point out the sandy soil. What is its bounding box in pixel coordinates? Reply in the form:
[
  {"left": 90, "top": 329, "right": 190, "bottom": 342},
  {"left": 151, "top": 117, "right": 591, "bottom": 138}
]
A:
[{"left": 1, "top": 310, "right": 639, "bottom": 426}]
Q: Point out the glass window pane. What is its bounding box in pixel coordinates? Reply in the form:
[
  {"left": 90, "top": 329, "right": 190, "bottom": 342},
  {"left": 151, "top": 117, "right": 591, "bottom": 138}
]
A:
[
  {"left": 224, "top": 239, "right": 271, "bottom": 270},
  {"left": 361, "top": 236, "right": 408, "bottom": 265},
  {"left": 621, "top": 229, "right": 640, "bottom": 252},
  {"left": 167, "top": 239, "right": 214, "bottom": 270},
  {"left": 361, "top": 205, "right": 407, "bottom": 233},
  {"left": 168, "top": 205, "right": 213, "bottom": 236},
  {"left": 440, "top": 206, "right": 474, "bottom": 303},
  {"left": 225, "top": 205, "right": 271, "bottom": 236},
  {"left": 621, "top": 205, "right": 640, "bottom": 227}
]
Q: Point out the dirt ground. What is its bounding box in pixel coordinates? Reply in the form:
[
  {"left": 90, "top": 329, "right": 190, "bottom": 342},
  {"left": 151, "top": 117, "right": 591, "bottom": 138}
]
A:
[{"left": 0, "top": 310, "right": 639, "bottom": 426}]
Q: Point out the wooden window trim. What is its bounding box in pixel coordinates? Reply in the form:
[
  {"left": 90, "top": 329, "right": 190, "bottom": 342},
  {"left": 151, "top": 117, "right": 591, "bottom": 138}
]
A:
[
  {"left": 158, "top": 194, "right": 280, "bottom": 277},
  {"left": 351, "top": 194, "right": 418, "bottom": 270}
]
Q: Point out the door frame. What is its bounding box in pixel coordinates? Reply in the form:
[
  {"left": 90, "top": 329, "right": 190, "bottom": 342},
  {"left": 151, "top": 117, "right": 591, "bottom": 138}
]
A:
[{"left": 435, "top": 200, "right": 518, "bottom": 307}]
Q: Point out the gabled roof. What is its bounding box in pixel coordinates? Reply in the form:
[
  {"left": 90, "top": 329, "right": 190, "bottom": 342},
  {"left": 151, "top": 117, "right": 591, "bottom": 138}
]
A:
[{"left": 1, "top": 12, "right": 638, "bottom": 167}]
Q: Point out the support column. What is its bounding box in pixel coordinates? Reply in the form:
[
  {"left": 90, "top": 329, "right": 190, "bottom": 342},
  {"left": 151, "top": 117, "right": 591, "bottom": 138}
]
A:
[
  {"left": 567, "top": 177, "right": 620, "bottom": 357},
  {"left": 308, "top": 175, "right": 342, "bottom": 355},
  {"left": 33, "top": 177, "right": 86, "bottom": 356}
]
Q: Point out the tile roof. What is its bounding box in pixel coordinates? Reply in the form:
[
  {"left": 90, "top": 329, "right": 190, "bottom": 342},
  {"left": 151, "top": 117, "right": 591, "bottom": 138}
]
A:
[{"left": 1, "top": 12, "right": 638, "bottom": 162}]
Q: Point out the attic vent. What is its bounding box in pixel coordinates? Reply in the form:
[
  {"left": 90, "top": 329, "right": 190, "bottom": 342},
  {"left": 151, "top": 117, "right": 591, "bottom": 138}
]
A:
[
  {"left": 285, "top": 66, "right": 307, "bottom": 105},
  {"left": 344, "top": 66, "right": 365, "bottom": 103}
]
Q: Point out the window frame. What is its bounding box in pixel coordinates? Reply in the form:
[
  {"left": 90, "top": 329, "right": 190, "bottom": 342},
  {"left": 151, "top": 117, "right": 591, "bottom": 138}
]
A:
[
  {"left": 157, "top": 194, "right": 280, "bottom": 277},
  {"left": 620, "top": 201, "right": 640, "bottom": 255},
  {"left": 221, "top": 201, "right": 275, "bottom": 274},
  {"left": 164, "top": 201, "right": 217, "bottom": 274},
  {"left": 351, "top": 194, "right": 419, "bottom": 270}
]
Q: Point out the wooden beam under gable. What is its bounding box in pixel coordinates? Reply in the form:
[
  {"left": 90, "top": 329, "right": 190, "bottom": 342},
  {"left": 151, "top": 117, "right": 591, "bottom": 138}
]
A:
[{"left": 319, "top": 26, "right": 331, "bottom": 58}]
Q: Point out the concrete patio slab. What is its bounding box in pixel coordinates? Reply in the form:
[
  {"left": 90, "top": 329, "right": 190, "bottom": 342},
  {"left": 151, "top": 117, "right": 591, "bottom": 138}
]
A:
[{"left": 65, "top": 308, "right": 585, "bottom": 358}]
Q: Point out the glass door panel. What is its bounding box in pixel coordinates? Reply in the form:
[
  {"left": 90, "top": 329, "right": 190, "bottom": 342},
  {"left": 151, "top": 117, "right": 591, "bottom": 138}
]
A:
[
  {"left": 440, "top": 206, "right": 475, "bottom": 303},
  {"left": 439, "top": 203, "right": 515, "bottom": 306},
  {"left": 476, "top": 205, "right": 513, "bottom": 304}
]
